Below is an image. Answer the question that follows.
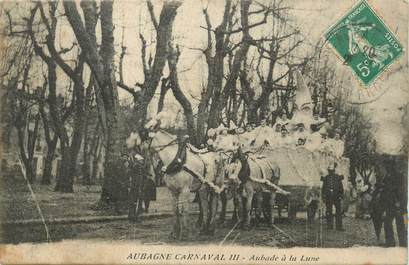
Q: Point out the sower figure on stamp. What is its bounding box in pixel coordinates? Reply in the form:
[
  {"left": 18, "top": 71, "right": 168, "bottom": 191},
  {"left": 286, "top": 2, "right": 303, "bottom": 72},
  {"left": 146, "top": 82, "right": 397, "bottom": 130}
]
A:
[
  {"left": 321, "top": 162, "right": 345, "bottom": 231},
  {"left": 128, "top": 152, "right": 146, "bottom": 223}
]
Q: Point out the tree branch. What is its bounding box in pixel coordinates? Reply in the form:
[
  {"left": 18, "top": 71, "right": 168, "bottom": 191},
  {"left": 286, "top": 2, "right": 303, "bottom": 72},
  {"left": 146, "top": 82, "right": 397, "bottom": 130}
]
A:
[
  {"left": 36, "top": 2, "right": 77, "bottom": 78},
  {"left": 147, "top": 0, "right": 159, "bottom": 31},
  {"left": 222, "top": 9, "right": 269, "bottom": 35},
  {"left": 5, "top": 10, "right": 29, "bottom": 35},
  {"left": 139, "top": 34, "right": 150, "bottom": 78}
]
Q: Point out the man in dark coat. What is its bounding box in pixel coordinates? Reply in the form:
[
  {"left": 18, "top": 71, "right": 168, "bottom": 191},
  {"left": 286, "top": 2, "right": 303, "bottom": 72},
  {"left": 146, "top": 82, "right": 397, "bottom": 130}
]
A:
[
  {"left": 128, "top": 153, "right": 146, "bottom": 222},
  {"left": 372, "top": 155, "right": 407, "bottom": 247},
  {"left": 142, "top": 177, "right": 156, "bottom": 213},
  {"left": 321, "top": 162, "right": 345, "bottom": 231},
  {"left": 112, "top": 154, "right": 132, "bottom": 214}
]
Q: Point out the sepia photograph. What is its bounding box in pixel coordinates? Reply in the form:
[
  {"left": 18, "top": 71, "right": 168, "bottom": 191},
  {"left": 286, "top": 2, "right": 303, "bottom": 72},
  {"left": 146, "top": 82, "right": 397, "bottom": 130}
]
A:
[{"left": 0, "top": 0, "right": 407, "bottom": 264}]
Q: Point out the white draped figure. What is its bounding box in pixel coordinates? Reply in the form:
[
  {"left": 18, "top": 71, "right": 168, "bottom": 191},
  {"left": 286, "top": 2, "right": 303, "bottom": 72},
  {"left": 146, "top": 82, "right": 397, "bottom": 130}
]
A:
[
  {"left": 277, "top": 129, "right": 292, "bottom": 147},
  {"left": 305, "top": 131, "right": 323, "bottom": 152},
  {"left": 250, "top": 120, "right": 275, "bottom": 148},
  {"left": 293, "top": 126, "right": 308, "bottom": 146},
  {"left": 240, "top": 125, "right": 257, "bottom": 150},
  {"left": 207, "top": 128, "right": 217, "bottom": 138},
  {"left": 214, "top": 129, "right": 238, "bottom": 152},
  {"left": 276, "top": 113, "right": 290, "bottom": 129},
  {"left": 291, "top": 70, "right": 315, "bottom": 130},
  {"left": 325, "top": 132, "right": 345, "bottom": 158},
  {"left": 332, "top": 140, "right": 344, "bottom": 158}
]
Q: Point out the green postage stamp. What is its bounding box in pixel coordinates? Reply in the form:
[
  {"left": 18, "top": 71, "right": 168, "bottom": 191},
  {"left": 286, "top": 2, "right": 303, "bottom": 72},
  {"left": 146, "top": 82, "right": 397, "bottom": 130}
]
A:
[{"left": 325, "top": 0, "right": 403, "bottom": 86}]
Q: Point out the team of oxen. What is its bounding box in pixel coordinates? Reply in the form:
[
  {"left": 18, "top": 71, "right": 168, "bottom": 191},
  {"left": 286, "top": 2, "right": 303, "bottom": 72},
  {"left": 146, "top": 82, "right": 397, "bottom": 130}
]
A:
[{"left": 127, "top": 129, "right": 292, "bottom": 239}]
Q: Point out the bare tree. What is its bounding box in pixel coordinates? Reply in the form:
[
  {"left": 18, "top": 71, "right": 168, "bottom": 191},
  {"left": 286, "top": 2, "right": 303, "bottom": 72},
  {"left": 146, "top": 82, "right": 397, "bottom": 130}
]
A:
[
  {"left": 63, "top": 0, "right": 129, "bottom": 204},
  {"left": 81, "top": 79, "right": 96, "bottom": 185},
  {"left": 238, "top": 3, "right": 307, "bottom": 125},
  {"left": 24, "top": 2, "right": 87, "bottom": 192},
  {"left": 35, "top": 82, "right": 59, "bottom": 185},
  {"left": 196, "top": 0, "right": 238, "bottom": 142},
  {"left": 193, "top": 0, "right": 283, "bottom": 144},
  {"left": 167, "top": 44, "right": 197, "bottom": 143},
  {"left": 6, "top": 46, "right": 40, "bottom": 183},
  {"left": 117, "top": 0, "right": 182, "bottom": 131}
]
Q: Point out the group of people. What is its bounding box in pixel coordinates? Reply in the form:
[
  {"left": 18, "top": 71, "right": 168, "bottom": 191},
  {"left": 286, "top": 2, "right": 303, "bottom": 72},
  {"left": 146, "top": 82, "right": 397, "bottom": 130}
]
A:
[
  {"left": 118, "top": 150, "right": 156, "bottom": 223},
  {"left": 205, "top": 110, "right": 344, "bottom": 159},
  {"left": 127, "top": 101, "right": 348, "bottom": 231}
]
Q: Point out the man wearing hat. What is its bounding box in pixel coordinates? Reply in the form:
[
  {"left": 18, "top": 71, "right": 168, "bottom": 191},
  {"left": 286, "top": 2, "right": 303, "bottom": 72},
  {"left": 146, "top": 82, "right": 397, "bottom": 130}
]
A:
[
  {"left": 128, "top": 152, "right": 147, "bottom": 222},
  {"left": 278, "top": 126, "right": 291, "bottom": 146},
  {"left": 276, "top": 112, "right": 288, "bottom": 126},
  {"left": 293, "top": 123, "right": 307, "bottom": 146},
  {"left": 321, "top": 162, "right": 345, "bottom": 231}
]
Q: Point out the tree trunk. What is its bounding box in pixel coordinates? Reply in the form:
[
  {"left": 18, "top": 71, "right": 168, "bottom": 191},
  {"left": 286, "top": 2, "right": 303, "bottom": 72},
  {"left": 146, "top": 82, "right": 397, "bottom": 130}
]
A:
[
  {"left": 167, "top": 46, "right": 198, "bottom": 145},
  {"left": 82, "top": 149, "right": 91, "bottom": 185},
  {"left": 41, "top": 137, "right": 57, "bottom": 185},
  {"left": 82, "top": 119, "right": 91, "bottom": 185},
  {"left": 64, "top": 1, "right": 123, "bottom": 203},
  {"left": 157, "top": 77, "right": 169, "bottom": 113},
  {"left": 91, "top": 153, "right": 99, "bottom": 181},
  {"left": 259, "top": 95, "right": 269, "bottom": 121},
  {"left": 247, "top": 104, "right": 258, "bottom": 125},
  {"left": 25, "top": 161, "right": 36, "bottom": 184},
  {"left": 52, "top": 78, "right": 85, "bottom": 192},
  {"left": 16, "top": 113, "right": 39, "bottom": 184},
  {"left": 91, "top": 138, "right": 102, "bottom": 182},
  {"left": 82, "top": 78, "right": 95, "bottom": 185},
  {"left": 55, "top": 148, "right": 74, "bottom": 192},
  {"left": 196, "top": 106, "right": 207, "bottom": 145}
]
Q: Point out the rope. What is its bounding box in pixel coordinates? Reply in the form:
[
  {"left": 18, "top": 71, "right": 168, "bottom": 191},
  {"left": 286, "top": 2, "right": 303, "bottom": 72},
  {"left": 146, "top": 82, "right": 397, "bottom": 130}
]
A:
[{"left": 17, "top": 153, "right": 51, "bottom": 243}]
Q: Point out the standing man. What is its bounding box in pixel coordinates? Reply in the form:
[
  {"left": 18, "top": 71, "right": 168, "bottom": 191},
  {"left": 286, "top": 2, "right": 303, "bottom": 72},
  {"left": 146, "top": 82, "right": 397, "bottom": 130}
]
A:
[
  {"left": 305, "top": 185, "right": 320, "bottom": 223},
  {"left": 321, "top": 162, "right": 345, "bottom": 231},
  {"left": 128, "top": 153, "right": 146, "bottom": 223}
]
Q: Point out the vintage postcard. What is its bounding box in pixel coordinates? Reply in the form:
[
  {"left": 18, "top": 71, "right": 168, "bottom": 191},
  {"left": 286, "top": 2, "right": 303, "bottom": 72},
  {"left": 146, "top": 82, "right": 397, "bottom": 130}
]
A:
[{"left": 0, "top": 0, "right": 407, "bottom": 264}]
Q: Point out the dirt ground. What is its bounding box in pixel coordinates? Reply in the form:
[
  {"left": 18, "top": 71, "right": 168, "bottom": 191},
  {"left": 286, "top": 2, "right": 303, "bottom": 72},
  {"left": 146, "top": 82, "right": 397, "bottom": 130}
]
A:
[
  {"left": 2, "top": 214, "right": 380, "bottom": 247},
  {"left": 0, "top": 178, "right": 383, "bottom": 247}
]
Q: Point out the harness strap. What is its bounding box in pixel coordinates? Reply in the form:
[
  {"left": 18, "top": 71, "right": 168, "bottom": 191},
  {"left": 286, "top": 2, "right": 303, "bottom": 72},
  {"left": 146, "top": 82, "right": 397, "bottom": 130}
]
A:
[
  {"left": 196, "top": 153, "right": 207, "bottom": 180},
  {"left": 262, "top": 158, "right": 278, "bottom": 181},
  {"left": 187, "top": 143, "right": 210, "bottom": 154},
  {"left": 248, "top": 157, "right": 289, "bottom": 195},
  {"left": 171, "top": 149, "right": 224, "bottom": 194},
  {"left": 182, "top": 165, "right": 225, "bottom": 194},
  {"left": 249, "top": 157, "right": 266, "bottom": 180}
]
